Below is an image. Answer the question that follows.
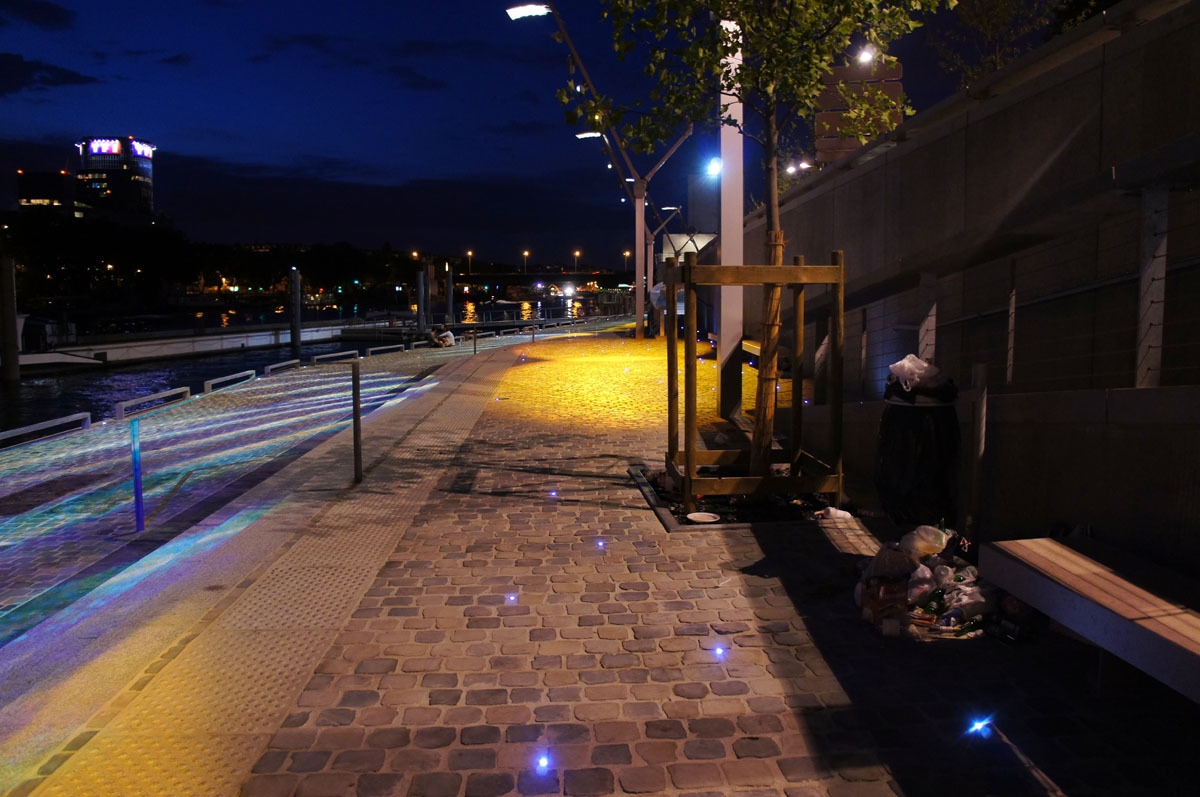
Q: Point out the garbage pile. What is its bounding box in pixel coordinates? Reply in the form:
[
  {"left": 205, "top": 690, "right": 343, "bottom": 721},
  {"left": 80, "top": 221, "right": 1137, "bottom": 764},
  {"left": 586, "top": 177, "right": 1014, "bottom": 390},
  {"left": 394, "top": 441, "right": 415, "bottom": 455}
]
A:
[{"left": 856, "top": 525, "right": 994, "bottom": 639}]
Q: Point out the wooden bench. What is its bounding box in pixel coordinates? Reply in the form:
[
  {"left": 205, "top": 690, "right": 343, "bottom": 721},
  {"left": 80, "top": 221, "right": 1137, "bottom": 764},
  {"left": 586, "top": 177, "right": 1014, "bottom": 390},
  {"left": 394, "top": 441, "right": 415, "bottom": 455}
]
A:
[{"left": 980, "top": 537, "right": 1200, "bottom": 703}]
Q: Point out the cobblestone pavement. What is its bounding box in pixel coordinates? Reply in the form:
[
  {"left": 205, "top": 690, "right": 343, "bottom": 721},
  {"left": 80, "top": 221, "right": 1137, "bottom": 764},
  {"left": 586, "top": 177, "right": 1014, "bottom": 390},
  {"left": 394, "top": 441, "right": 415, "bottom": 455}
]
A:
[{"left": 8, "top": 329, "right": 1199, "bottom": 797}]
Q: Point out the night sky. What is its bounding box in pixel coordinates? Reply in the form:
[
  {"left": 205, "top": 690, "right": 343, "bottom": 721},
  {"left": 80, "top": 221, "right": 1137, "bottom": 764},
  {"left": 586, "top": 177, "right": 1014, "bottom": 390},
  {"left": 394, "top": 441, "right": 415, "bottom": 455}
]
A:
[{"left": 1, "top": 0, "right": 957, "bottom": 271}]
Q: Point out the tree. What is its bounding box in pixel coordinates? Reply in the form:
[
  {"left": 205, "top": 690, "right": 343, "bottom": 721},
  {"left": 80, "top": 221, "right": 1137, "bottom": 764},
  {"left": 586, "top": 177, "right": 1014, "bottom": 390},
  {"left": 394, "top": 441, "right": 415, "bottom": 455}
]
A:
[
  {"left": 565, "top": 0, "right": 954, "bottom": 475},
  {"left": 931, "top": 0, "right": 1058, "bottom": 90}
]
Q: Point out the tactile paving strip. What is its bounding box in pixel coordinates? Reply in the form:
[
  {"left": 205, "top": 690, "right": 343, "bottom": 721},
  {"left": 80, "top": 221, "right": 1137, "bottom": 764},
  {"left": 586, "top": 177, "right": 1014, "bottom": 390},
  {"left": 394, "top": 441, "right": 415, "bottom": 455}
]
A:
[
  {"left": 33, "top": 731, "right": 265, "bottom": 797},
  {"left": 214, "top": 565, "right": 377, "bottom": 630},
  {"left": 109, "top": 629, "right": 329, "bottom": 734}
]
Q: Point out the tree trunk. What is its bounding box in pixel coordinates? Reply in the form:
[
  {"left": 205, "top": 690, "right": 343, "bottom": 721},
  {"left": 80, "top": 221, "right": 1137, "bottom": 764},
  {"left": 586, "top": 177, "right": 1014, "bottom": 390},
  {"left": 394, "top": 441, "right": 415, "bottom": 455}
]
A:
[{"left": 750, "top": 102, "right": 785, "bottom": 476}]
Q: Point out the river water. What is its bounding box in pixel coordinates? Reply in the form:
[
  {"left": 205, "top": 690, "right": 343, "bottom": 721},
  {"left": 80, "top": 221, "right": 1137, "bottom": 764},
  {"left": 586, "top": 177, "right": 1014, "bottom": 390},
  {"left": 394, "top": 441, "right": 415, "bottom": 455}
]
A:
[{"left": 0, "top": 341, "right": 365, "bottom": 433}]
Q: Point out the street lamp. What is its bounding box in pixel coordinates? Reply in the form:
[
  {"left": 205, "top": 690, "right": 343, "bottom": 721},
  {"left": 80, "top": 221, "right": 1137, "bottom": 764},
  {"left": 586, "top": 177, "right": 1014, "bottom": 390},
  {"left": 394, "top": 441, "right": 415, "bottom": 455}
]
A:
[
  {"left": 573, "top": 250, "right": 581, "bottom": 269},
  {"left": 523, "top": 250, "right": 530, "bottom": 272},
  {"left": 623, "top": 250, "right": 631, "bottom": 271},
  {"left": 467, "top": 250, "right": 473, "bottom": 274},
  {"left": 510, "top": 0, "right": 691, "bottom": 338}
]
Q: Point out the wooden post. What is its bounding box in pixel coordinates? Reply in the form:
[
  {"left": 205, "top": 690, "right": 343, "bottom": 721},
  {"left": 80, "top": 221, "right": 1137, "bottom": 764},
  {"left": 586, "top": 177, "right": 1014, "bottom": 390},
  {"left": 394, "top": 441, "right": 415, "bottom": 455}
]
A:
[
  {"left": 683, "top": 252, "right": 698, "bottom": 514},
  {"left": 790, "top": 255, "right": 805, "bottom": 476},
  {"left": 749, "top": 229, "right": 786, "bottom": 476},
  {"left": 831, "top": 250, "right": 845, "bottom": 506},
  {"left": 666, "top": 257, "right": 679, "bottom": 470}
]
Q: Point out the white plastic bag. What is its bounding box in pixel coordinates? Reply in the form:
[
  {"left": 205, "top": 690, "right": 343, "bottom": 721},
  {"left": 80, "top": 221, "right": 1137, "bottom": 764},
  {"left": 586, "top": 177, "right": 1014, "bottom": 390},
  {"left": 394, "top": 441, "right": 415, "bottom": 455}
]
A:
[
  {"left": 889, "top": 354, "right": 940, "bottom": 391},
  {"left": 899, "top": 525, "right": 949, "bottom": 561},
  {"left": 907, "top": 564, "right": 934, "bottom": 605}
]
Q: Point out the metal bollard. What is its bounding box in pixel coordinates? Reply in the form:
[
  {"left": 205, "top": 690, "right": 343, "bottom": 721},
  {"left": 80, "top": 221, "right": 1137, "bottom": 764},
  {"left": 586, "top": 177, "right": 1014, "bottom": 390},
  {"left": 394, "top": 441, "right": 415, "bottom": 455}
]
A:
[
  {"left": 131, "top": 418, "right": 145, "bottom": 532},
  {"left": 473, "top": 329, "right": 477, "bottom": 355},
  {"left": 352, "top": 360, "right": 363, "bottom": 484}
]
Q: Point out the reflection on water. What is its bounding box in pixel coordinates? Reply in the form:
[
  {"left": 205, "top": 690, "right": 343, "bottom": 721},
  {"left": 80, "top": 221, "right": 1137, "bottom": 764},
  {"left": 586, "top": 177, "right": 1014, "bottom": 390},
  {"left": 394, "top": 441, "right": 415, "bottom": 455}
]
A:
[{"left": 461, "top": 299, "right": 591, "bottom": 324}]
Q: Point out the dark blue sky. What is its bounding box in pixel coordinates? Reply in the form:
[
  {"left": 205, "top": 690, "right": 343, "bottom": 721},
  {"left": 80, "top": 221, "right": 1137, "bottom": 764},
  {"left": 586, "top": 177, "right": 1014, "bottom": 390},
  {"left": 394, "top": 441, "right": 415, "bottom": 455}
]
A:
[{"left": 1, "top": 0, "right": 957, "bottom": 270}]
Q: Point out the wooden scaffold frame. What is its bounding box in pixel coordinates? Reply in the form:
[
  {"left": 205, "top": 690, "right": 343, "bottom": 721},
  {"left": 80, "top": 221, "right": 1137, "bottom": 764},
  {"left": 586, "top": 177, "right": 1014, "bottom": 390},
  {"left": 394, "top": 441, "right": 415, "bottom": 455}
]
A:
[{"left": 664, "top": 250, "right": 846, "bottom": 514}]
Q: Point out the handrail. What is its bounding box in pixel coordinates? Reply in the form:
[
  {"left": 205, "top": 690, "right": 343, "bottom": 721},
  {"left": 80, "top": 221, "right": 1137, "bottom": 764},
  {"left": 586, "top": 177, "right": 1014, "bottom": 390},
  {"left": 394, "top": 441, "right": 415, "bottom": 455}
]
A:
[
  {"left": 0, "top": 412, "right": 91, "bottom": 448},
  {"left": 311, "top": 350, "right": 359, "bottom": 364},
  {"left": 263, "top": 359, "right": 300, "bottom": 376},
  {"left": 115, "top": 386, "right": 191, "bottom": 421},
  {"left": 366, "top": 344, "right": 407, "bottom": 356},
  {"left": 203, "top": 370, "right": 256, "bottom": 394}
]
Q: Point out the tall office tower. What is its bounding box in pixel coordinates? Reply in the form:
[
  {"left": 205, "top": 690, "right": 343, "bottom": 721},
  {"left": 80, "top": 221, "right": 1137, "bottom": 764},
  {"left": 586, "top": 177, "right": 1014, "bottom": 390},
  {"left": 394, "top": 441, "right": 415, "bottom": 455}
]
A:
[{"left": 74, "top": 136, "right": 156, "bottom": 217}]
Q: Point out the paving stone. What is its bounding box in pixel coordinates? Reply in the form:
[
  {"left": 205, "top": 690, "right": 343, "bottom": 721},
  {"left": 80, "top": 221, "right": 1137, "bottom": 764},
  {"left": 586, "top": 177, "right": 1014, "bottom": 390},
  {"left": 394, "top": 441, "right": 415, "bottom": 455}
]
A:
[
  {"left": 563, "top": 767, "right": 615, "bottom": 795},
  {"left": 688, "top": 718, "right": 736, "bottom": 738},
  {"left": 466, "top": 688, "right": 508, "bottom": 705},
  {"left": 668, "top": 762, "right": 724, "bottom": 789},
  {"left": 331, "top": 749, "right": 386, "bottom": 772},
  {"left": 429, "top": 689, "right": 462, "bottom": 705},
  {"left": 645, "top": 719, "right": 686, "bottom": 739},
  {"left": 778, "top": 757, "right": 832, "bottom": 782},
  {"left": 617, "top": 766, "right": 666, "bottom": 794},
  {"left": 365, "top": 728, "right": 411, "bottom": 748},
  {"left": 546, "top": 723, "right": 591, "bottom": 744},
  {"left": 683, "top": 740, "right": 726, "bottom": 759},
  {"left": 737, "top": 715, "right": 783, "bottom": 734},
  {"left": 465, "top": 772, "right": 516, "bottom": 797},
  {"left": 506, "top": 724, "right": 544, "bottom": 743},
  {"left": 356, "top": 773, "right": 406, "bottom": 797},
  {"left": 412, "top": 727, "right": 457, "bottom": 748},
  {"left": 288, "top": 751, "right": 331, "bottom": 773},
  {"left": 733, "top": 736, "right": 782, "bottom": 758},
  {"left": 253, "top": 750, "right": 288, "bottom": 774},
  {"left": 591, "top": 744, "right": 632, "bottom": 765},
  {"left": 461, "top": 725, "right": 502, "bottom": 745},
  {"left": 674, "top": 682, "right": 710, "bottom": 699},
  {"left": 517, "top": 769, "right": 561, "bottom": 795},
  {"left": 449, "top": 747, "right": 497, "bottom": 770},
  {"left": 407, "top": 772, "right": 463, "bottom": 797},
  {"left": 296, "top": 773, "right": 357, "bottom": 796}
]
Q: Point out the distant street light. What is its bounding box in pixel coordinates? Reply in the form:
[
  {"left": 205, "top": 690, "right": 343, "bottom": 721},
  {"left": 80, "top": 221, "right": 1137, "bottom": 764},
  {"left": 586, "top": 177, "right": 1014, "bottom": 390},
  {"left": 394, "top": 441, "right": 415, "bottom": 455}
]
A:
[
  {"left": 623, "top": 250, "right": 631, "bottom": 270},
  {"left": 707, "top": 158, "right": 722, "bottom": 176},
  {"left": 523, "top": 250, "right": 530, "bottom": 272},
  {"left": 506, "top": 4, "right": 550, "bottom": 20},
  {"left": 467, "top": 250, "right": 473, "bottom": 274},
  {"left": 411, "top": 250, "right": 419, "bottom": 259},
  {"left": 573, "top": 250, "right": 581, "bottom": 269}
]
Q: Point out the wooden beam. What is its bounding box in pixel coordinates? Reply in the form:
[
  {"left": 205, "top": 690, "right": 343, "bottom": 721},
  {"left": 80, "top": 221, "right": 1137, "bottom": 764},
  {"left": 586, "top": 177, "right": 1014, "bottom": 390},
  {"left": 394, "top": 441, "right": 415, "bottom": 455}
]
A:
[
  {"left": 690, "top": 474, "right": 842, "bottom": 496},
  {"left": 663, "top": 265, "right": 842, "bottom": 286}
]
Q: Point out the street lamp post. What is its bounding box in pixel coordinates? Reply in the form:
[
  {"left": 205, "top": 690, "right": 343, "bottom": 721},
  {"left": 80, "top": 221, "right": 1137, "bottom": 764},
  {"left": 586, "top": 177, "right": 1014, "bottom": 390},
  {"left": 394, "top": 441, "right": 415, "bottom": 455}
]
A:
[
  {"left": 467, "top": 250, "right": 473, "bottom": 275},
  {"left": 523, "top": 250, "right": 530, "bottom": 272},
  {"left": 623, "top": 250, "right": 631, "bottom": 271},
  {"left": 508, "top": 1, "right": 691, "bottom": 338},
  {"left": 573, "top": 250, "right": 580, "bottom": 270}
]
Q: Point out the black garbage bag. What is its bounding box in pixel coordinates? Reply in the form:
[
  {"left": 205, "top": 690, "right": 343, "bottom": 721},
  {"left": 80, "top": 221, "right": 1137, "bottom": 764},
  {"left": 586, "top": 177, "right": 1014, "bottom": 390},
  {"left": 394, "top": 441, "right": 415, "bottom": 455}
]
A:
[{"left": 874, "top": 373, "right": 960, "bottom": 526}]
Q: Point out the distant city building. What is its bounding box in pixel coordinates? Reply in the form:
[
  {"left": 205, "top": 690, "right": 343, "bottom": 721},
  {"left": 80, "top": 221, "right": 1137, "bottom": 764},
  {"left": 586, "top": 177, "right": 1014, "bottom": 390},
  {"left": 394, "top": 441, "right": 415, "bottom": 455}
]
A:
[
  {"left": 16, "top": 169, "right": 76, "bottom": 216},
  {"left": 74, "top": 136, "right": 156, "bottom": 218}
]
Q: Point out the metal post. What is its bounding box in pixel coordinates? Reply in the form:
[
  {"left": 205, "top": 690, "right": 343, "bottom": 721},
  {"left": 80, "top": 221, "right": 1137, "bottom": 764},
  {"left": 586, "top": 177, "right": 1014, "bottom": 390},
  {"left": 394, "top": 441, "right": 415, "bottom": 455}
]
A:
[
  {"left": 1, "top": 255, "right": 19, "bottom": 386},
  {"left": 683, "top": 252, "right": 698, "bottom": 514},
  {"left": 290, "top": 267, "right": 302, "bottom": 360},
  {"left": 967, "top": 362, "right": 988, "bottom": 546},
  {"left": 417, "top": 270, "right": 427, "bottom": 334},
  {"left": 351, "top": 360, "right": 363, "bottom": 484},
  {"left": 831, "top": 251, "right": 846, "bottom": 507},
  {"left": 666, "top": 257, "right": 679, "bottom": 469},
  {"left": 634, "top": 179, "right": 647, "bottom": 339},
  {"left": 445, "top": 263, "right": 453, "bottom": 325},
  {"left": 131, "top": 418, "right": 145, "bottom": 532},
  {"left": 473, "top": 329, "right": 478, "bottom": 355}
]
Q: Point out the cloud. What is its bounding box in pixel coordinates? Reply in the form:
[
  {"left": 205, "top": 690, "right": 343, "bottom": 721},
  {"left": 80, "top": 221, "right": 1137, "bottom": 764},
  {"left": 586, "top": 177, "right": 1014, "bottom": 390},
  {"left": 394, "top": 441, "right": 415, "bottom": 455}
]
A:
[
  {"left": 0, "top": 0, "right": 75, "bottom": 30},
  {"left": 160, "top": 52, "right": 191, "bottom": 66},
  {"left": 252, "top": 34, "right": 447, "bottom": 91},
  {"left": 0, "top": 52, "right": 98, "bottom": 97},
  {"left": 480, "top": 120, "right": 557, "bottom": 136},
  {"left": 385, "top": 65, "right": 447, "bottom": 92}
]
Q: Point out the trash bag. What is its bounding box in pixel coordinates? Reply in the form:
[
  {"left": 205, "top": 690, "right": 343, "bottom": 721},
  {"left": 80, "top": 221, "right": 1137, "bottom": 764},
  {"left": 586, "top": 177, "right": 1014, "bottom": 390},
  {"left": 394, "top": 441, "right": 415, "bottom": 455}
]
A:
[
  {"left": 899, "top": 525, "right": 950, "bottom": 561},
  {"left": 907, "top": 564, "right": 935, "bottom": 605},
  {"left": 874, "top": 389, "right": 960, "bottom": 526},
  {"left": 863, "top": 542, "right": 918, "bottom": 580}
]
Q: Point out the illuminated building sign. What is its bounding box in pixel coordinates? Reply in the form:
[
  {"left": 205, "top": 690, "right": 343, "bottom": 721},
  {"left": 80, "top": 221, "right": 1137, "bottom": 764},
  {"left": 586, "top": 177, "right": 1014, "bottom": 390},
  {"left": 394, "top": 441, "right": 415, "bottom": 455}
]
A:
[
  {"left": 89, "top": 139, "right": 122, "bottom": 155},
  {"left": 131, "top": 140, "right": 154, "bottom": 159}
]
